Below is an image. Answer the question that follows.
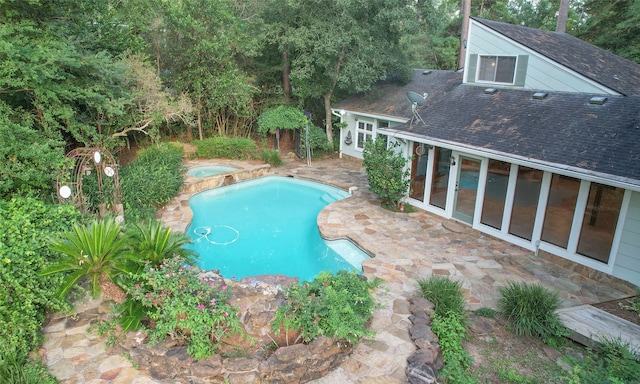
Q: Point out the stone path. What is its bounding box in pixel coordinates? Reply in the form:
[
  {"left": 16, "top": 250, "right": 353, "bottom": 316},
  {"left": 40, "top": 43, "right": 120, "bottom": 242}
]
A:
[{"left": 41, "top": 157, "right": 636, "bottom": 383}]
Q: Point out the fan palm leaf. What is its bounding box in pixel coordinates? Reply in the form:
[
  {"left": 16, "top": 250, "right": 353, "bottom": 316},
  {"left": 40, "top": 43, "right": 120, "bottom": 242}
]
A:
[
  {"left": 41, "top": 218, "right": 141, "bottom": 299},
  {"left": 126, "top": 220, "right": 197, "bottom": 266}
]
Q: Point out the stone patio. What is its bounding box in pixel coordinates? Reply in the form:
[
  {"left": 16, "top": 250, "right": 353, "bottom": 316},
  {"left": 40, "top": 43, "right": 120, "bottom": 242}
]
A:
[{"left": 41, "top": 156, "right": 636, "bottom": 383}]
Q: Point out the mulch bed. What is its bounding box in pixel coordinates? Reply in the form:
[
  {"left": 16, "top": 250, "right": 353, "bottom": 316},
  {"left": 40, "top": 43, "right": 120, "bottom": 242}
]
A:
[{"left": 591, "top": 296, "right": 640, "bottom": 326}]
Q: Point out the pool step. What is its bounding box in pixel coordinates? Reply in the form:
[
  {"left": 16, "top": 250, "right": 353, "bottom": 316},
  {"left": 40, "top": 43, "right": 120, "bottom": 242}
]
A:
[{"left": 321, "top": 192, "right": 344, "bottom": 204}]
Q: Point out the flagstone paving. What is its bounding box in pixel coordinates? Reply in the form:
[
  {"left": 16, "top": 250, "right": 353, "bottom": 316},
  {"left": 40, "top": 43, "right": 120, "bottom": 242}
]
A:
[{"left": 41, "top": 157, "right": 636, "bottom": 383}]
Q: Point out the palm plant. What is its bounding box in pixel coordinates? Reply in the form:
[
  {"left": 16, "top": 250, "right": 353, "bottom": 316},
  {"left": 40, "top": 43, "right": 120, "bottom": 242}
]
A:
[
  {"left": 125, "top": 220, "right": 197, "bottom": 266},
  {"left": 40, "top": 217, "right": 140, "bottom": 301}
]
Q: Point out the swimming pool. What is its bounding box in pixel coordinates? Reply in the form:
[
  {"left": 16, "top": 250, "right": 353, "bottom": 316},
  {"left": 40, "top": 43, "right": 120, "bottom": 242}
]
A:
[
  {"left": 186, "top": 176, "right": 370, "bottom": 282},
  {"left": 187, "top": 165, "right": 238, "bottom": 178}
]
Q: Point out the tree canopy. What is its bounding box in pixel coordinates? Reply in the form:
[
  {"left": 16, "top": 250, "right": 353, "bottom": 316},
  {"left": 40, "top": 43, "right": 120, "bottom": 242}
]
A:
[{"left": 1, "top": 0, "right": 638, "bottom": 198}]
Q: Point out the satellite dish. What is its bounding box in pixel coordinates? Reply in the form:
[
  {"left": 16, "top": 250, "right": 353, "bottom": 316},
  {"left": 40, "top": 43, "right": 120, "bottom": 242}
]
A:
[{"left": 405, "top": 91, "right": 428, "bottom": 127}]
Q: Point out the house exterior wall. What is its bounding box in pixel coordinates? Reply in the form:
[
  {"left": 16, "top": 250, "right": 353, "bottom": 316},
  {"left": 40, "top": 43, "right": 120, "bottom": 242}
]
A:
[
  {"left": 338, "top": 113, "right": 406, "bottom": 160},
  {"left": 613, "top": 191, "right": 640, "bottom": 285},
  {"left": 465, "top": 21, "right": 615, "bottom": 95},
  {"left": 391, "top": 138, "right": 639, "bottom": 287}
]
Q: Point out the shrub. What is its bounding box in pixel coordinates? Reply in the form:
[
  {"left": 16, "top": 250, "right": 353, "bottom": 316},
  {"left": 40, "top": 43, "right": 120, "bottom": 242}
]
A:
[
  {"left": 362, "top": 138, "right": 411, "bottom": 209},
  {"left": 192, "top": 136, "right": 257, "bottom": 159},
  {"left": 273, "top": 271, "right": 382, "bottom": 345},
  {"left": 562, "top": 337, "right": 640, "bottom": 384},
  {"left": 119, "top": 143, "right": 185, "bottom": 221},
  {"left": 41, "top": 217, "right": 141, "bottom": 299},
  {"left": 0, "top": 115, "right": 67, "bottom": 200},
  {"left": 125, "top": 219, "right": 197, "bottom": 267},
  {"left": 260, "top": 149, "right": 283, "bottom": 167},
  {"left": 301, "top": 124, "right": 332, "bottom": 158},
  {"left": 0, "top": 197, "right": 81, "bottom": 366},
  {"left": 418, "top": 276, "right": 467, "bottom": 320},
  {"left": 497, "top": 281, "right": 567, "bottom": 344},
  {"left": 128, "top": 256, "right": 243, "bottom": 360}
]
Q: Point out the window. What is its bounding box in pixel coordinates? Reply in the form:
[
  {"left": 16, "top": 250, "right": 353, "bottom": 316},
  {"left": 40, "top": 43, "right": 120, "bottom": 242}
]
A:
[
  {"left": 576, "top": 183, "right": 624, "bottom": 263},
  {"left": 478, "top": 56, "right": 517, "bottom": 84},
  {"left": 481, "top": 159, "right": 511, "bottom": 230},
  {"left": 508, "top": 166, "right": 543, "bottom": 240},
  {"left": 541, "top": 174, "right": 580, "bottom": 249},
  {"left": 356, "top": 121, "right": 373, "bottom": 149}
]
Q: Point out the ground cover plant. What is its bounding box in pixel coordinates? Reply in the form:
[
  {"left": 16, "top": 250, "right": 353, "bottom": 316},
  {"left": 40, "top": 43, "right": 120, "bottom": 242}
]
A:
[
  {"left": 418, "top": 276, "right": 475, "bottom": 382},
  {"left": 562, "top": 337, "right": 640, "bottom": 383},
  {"left": 128, "top": 256, "right": 244, "bottom": 360},
  {"left": 273, "top": 271, "right": 382, "bottom": 345}
]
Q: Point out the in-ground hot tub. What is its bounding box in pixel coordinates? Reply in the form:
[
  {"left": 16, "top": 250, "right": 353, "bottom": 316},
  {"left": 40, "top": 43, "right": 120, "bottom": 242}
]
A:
[{"left": 187, "top": 165, "right": 238, "bottom": 178}]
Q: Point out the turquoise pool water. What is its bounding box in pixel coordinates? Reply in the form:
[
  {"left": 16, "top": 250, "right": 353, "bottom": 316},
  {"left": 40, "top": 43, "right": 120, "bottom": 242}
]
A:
[
  {"left": 186, "top": 176, "right": 370, "bottom": 282},
  {"left": 187, "top": 165, "right": 238, "bottom": 178}
]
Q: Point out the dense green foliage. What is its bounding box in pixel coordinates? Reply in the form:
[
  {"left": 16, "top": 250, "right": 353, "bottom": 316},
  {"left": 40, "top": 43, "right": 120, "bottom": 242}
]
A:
[
  {"left": 0, "top": 353, "right": 57, "bottom": 384},
  {"left": 273, "top": 271, "right": 381, "bottom": 345},
  {"left": 301, "top": 124, "right": 333, "bottom": 158},
  {"left": 418, "top": 275, "right": 475, "bottom": 383},
  {"left": 128, "top": 256, "right": 243, "bottom": 360},
  {"left": 119, "top": 143, "right": 185, "bottom": 222},
  {"left": 577, "top": 0, "right": 640, "bottom": 63},
  {"left": 497, "top": 281, "right": 568, "bottom": 345},
  {"left": 41, "top": 217, "right": 140, "bottom": 299},
  {"left": 192, "top": 137, "right": 257, "bottom": 159},
  {"left": 418, "top": 276, "right": 467, "bottom": 320},
  {"left": 0, "top": 115, "right": 67, "bottom": 199},
  {"left": 260, "top": 149, "right": 283, "bottom": 167},
  {"left": 0, "top": 197, "right": 81, "bottom": 364},
  {"left": 362, "top": 139, "right": 411, "bottom": 209},
  {"left": 562, "top": 337, "right": 640, "bottom": 383},
  {"left": 257, "top": 106, "right": 307, "bottom": 134},
  {"left": 125, "top": 220, "right": 196, "bottom": 267},
  {"left": 431, "top": 311, "right": 477, "bottom": 383}
]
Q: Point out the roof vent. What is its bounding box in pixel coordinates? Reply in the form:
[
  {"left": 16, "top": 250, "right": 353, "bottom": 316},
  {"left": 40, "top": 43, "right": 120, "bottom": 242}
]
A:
[
  {"left": 589, "top": 96, "right": 607, "bottom": 105},
  {"left": 484, "top": 88, "right": 498, "bottom": 95},
  {"left": 422, "top": 70, "right": 432, "bottom": 75},
  {"left": 532, "top": 92, "right": 548, "bottom": 100}
]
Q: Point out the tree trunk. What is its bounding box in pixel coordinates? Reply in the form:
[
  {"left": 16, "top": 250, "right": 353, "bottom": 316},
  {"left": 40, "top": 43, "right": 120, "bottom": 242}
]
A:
[
  {"left": 100, "top": 275, "right": 127, "bottom": 303},
  {"left": 197, "top": 101, "right": 203, "bottom": 141},
  {"left": 458, "top": 0, "right": 471, "bottom": 70},
  {"left": 556, "top": 0, "right": 570, "bottom": 33},
  {"left": 282, "top": 48, "right": 291, "bottom": 101},
  {"left": 324, "top": 92, "right": 334, "bottom": 144}
]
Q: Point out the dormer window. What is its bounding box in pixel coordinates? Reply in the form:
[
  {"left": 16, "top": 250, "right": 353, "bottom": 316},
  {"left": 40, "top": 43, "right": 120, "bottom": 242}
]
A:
[
  {"left": 466, "top": 54, "right": 528, "bottom": 86},
  {"left": 478, "top": 56, "right": 516, "bottom": 83}
]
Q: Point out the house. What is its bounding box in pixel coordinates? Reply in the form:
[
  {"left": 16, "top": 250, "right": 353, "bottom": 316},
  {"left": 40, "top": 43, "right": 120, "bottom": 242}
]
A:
[{"left": 332, "top": 17, "right": 640, "bottom": 286}]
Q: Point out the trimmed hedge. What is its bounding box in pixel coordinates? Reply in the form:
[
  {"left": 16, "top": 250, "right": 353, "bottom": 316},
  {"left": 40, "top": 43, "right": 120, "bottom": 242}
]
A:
[{"left": 192, "top": 137, "right": 257, "bottom": 159}]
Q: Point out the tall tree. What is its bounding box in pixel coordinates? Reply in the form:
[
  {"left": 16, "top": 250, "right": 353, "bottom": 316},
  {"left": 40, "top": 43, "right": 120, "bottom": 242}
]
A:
[
  {"left": 283, "top": 0, "right": 416, "bottom": 143},
  {"left": 155, "top": 0, "right": 257, "bottom": 139},
  {"left": 577, "top": 0, "right": 640, "bottom": 63}
]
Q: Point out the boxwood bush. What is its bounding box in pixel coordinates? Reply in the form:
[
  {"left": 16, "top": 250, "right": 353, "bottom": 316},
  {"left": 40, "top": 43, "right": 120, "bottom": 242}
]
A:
[
  {"left": 192, "top": 137, "right": 257, "bottom": 159},
  {"left": 119, "top": 143, "right": 185, "bottom": 221}
]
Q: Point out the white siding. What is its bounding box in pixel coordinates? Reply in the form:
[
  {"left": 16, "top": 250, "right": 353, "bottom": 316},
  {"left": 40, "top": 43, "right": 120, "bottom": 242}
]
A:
[
  {"left": 339, "top": 114, "right": 404, "bottom": 160},
  {"left": 466, "top": 23, "right": 615, "bottom": 95},
  {"left": 613, "top": 191, "right": 640, "bottom": 286},
  {"left": 340, "top": 114, "right": 363, "bottom": 160}
]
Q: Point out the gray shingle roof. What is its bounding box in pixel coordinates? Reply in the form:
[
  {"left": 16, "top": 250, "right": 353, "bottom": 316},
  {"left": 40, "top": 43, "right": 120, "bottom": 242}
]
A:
[
  {"left": 396, "top": 85, "right": 640, "bottom": 185},
  {"left": 335, "top": 69, "right": 462, "bottom": 119},
  {"left": 473, "top": 18, "right": 640, "bottom": 96}
]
